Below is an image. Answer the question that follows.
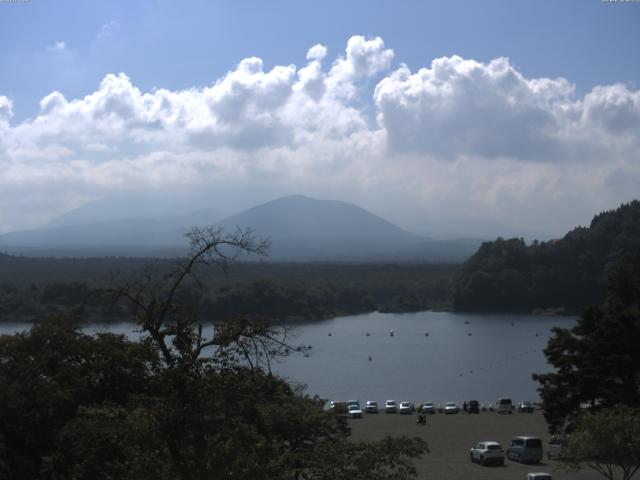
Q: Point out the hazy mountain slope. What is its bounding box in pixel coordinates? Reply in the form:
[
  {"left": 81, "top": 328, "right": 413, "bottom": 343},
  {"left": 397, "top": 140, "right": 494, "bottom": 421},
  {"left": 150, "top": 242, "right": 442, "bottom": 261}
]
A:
[
  {"left": 217, "top": 195, "right": 421, "bottom": 242},
  {"left": 0, "top": 218, "right": 185, "bottom": 247},
  {"left": 0, "top": 194, "right": 479, "bottom": 261},
  {"left": 48, "top": 193, "right": 222, "bottom": 228}
]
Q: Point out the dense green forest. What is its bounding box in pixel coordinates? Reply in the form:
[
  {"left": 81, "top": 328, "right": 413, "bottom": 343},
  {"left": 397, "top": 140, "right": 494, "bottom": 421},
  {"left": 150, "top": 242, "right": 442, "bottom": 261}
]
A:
[
  {"left": 452, "top": 201, "right": 640, "bottom": 313},
  {"left": 0, "top": 255, "right": 455, "bottom": 323}
]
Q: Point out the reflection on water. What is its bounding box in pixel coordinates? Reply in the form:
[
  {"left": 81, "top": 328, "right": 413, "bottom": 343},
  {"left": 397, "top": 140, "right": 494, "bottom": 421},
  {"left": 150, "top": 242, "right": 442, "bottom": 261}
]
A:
[{"left": 0, "top": 311, "right": 574, "bottom": 405}]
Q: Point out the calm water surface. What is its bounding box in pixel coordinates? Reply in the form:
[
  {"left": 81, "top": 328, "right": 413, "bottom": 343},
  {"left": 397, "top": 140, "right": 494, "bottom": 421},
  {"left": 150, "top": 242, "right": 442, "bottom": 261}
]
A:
[{"left": 0, "top": 311, "right": 574, "bottom": 406}]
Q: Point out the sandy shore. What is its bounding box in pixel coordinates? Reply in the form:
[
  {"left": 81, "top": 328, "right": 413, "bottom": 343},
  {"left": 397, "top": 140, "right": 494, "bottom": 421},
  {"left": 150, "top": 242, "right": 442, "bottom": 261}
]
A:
[{"left": 348, "top": 410, "right": 601, "bottom": 480}]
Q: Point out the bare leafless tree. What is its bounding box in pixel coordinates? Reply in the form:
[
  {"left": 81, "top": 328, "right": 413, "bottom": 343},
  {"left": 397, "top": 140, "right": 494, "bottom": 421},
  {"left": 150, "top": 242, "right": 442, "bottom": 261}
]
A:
[{"left": 108, "top": 226, "right": 305, "bottom": 371}]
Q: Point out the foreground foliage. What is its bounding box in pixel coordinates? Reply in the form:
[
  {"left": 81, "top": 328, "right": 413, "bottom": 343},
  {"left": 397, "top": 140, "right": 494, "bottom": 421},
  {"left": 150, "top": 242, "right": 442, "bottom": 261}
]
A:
[
  {"left": 534, "top": 255, "right": 640, "bottom": 432},
  {"left": 563, "top": 407, "right": 640, "bottom": 480},
  {"left": 0, "top": 227, "right": 428, "bottom": 479}
]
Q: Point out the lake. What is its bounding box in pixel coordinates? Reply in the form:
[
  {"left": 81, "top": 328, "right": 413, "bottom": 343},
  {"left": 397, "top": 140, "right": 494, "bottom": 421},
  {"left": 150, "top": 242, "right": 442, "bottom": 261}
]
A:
[{"left": 0, "top": 311, "right": 574, "bottom": 406}]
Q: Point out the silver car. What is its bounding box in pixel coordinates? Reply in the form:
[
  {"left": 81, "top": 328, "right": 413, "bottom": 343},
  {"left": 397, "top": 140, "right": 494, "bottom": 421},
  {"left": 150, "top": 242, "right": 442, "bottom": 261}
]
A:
[
  {"left": 547, "top": 437, "right": 563, "bottom": 459},
  {"left": 346, "top": 404, "right": 363, "bottom": 418},
  {"left": 398, "top": 401, "right": 415, "bottom": 414},
  {"left": 365, "top": 400, "right": 379, "bottom": 413},
  {"left": 421, "top": 402, "right": 436, "bottom": 414},
  {"left": 526, "top": 474, "right": 552, "bottom": 480},
  {"left": 444, "top": 402, "right": 459, "bottom": 414},
  {"left": 385, "top": 400, "right": 397, "bottom": 413}
]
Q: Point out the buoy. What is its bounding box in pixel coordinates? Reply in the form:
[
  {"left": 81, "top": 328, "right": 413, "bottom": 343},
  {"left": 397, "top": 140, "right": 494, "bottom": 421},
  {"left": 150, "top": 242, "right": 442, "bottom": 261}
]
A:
[
  {"left": 366, "top": 332, "right": 370, "bottom": 336},
  {"left": 328, "top": 332, "right": 332, "bottom": 336},
  {"left": 425, "top": 330, "right": 429, "bottom": 336},
  {"left": 389, "top": 330, "right": 394, "bottom": 337},
  {"left": 368, "top": 356, "right": 372, "bottom": 361}
]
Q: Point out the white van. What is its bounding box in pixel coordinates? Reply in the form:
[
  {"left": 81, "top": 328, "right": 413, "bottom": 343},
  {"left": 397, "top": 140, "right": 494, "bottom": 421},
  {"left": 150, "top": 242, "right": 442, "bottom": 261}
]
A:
[{"left": 496, "top": 397, "right": 513, "bottom": 414}]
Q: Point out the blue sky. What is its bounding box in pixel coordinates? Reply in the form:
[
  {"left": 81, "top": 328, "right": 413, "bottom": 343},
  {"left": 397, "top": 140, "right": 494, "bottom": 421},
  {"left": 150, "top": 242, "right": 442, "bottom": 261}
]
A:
[
  {"left": 3, "top": 0, "right": 639, "bottom": 120},
  {"left": 0, "top": 0, "right": 639, "bottom": 238}
]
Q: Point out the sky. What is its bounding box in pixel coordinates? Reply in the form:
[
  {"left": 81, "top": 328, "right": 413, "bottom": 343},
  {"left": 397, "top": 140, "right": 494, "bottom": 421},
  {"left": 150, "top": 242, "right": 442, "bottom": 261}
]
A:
[{"left": 1, "top": 0, "right": 639, "bottom": 239}]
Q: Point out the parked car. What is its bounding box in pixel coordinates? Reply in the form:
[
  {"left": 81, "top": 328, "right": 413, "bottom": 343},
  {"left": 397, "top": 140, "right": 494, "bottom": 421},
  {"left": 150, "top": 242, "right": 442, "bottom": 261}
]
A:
[
  {"left": 347, "top": 404, "right": 363, "bottom": 418},
  {"left": 365, "top": 400, "right": 379, "bottom": 413},
  {"left": 469, "top": 441, "right": 505, "bottom": 466},
  {"left": 346, "top": 399, "right": 360, "bottom": 408},
  {"left": 385, "top": 400, "right": 397, "bottom": 413},
  {"left": 496, "top": 397, "right": 513, "bottom": 414},
  {"left": 526, "top": 473, "right": 552, "bottom": 480},
  {"left": 327, "top": 400, "right": 346, "bottom": 412},
  {"left": 507, "top": 436, "right": 543, "bottom": 463},
  {"left": 399, "top": 401, "right": 415, "bottom": 414},
  {"left": 467, "top": 399, "right": 480, "bottom": 414},
  {"left": 444, "top": 402, "right": 459, "bottom": 414},
  {"left": 547, "top": 437, "right": 563, "bottom": 459},
  {"left": 421, "top": 402, "right": 436, "bottom": 414},
  {"left": 519, "top": 401, "right": 535, "bottom": 413}
]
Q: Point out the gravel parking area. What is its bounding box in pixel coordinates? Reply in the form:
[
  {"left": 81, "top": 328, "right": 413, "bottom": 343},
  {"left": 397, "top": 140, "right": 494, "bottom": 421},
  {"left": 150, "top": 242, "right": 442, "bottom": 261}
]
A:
[{"left": 348, "top": 410, "right": 601, "bottom": 480}]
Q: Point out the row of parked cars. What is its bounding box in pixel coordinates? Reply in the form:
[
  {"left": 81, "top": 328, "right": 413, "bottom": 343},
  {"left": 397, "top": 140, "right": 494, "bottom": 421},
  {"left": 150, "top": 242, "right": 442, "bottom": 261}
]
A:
[
  {"left": 470, "top": 436, "right": 560, "bottom": 479},
  {"left": 470, "top": 436, "right": 544, "bottom": 465},
  {"left": 330, "top": 400, "right": 427, "bottom": 417},
  {"left": 331, "top": 400, "right": 416, "bottom": 417},
  {"left": 330, "top": 397, "right": 536, "bottom": 417}
]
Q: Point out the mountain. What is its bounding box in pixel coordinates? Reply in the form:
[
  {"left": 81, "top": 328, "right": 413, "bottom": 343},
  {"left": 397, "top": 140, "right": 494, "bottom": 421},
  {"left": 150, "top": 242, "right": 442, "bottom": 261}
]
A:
[
  {"left": 0, "top": 217, "right": 188, "bottom": 257},
  {"left": 215, "top": 195, "right": 478, "bottom": 261},
  {"left": 217, "top": 195, "right": 420, "bottom": 242},
  {"left": 0, "top": 195, "right": 480, "bottom": 261},
  {"left": 47, "top": 192, "right": 223, "bottom": 228}
]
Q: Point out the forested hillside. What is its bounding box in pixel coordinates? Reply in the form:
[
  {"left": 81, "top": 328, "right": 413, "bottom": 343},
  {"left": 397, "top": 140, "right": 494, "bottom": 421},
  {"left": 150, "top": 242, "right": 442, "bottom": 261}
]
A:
[
  {"left": 452, "top": 201, "right": 640, "bottom": 313},
  {"left": 0, "top": 256, "right": 455, "bottom": 323}
]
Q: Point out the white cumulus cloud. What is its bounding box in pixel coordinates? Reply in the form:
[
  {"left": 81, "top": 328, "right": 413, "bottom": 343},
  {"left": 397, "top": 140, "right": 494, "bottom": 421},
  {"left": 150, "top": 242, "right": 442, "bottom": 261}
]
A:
[
  {"left": 0, "top": 96, "right": 13, "bottom": 123},
  {"left": 374, "top": 56, "right": 576, "bottom": 161},
  {"left": 0, "top": 36, "right": 639, "bottom": 238}
]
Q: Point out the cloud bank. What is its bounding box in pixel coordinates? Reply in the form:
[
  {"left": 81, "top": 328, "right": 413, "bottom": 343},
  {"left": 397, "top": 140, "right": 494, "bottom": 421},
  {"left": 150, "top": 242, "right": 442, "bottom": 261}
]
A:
[{"left": 1, "top": 35, "right": 639, "bottom": 237}]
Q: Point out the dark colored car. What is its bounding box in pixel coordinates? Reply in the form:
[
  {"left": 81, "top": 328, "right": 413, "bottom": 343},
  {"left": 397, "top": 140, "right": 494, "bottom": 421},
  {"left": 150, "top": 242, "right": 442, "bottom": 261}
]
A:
[
  {"left": 468, "top": 400, "right": 480, "bottom": 414},
  {"left": 519, "top": 401, "right": 535, "bottom": 413}
]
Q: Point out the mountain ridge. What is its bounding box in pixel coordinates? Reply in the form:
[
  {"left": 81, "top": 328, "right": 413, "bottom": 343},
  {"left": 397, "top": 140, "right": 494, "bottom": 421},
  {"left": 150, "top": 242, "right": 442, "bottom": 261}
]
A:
[{"left": 0, "top": 195, "right": 479, "bottom": 261}]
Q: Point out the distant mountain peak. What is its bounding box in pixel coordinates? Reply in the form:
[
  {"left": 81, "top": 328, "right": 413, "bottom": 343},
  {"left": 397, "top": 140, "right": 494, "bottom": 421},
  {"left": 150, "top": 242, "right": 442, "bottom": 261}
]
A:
[{"left": 217, "top": 195, "right": 421, "bottom": 242}]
